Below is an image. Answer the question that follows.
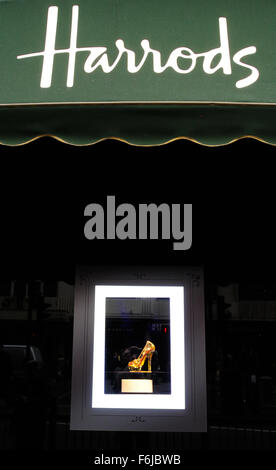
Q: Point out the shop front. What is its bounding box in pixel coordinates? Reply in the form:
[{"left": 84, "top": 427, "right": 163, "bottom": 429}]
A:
[{"left": 1, "top": 0, "right": 276, "bottom": 445}]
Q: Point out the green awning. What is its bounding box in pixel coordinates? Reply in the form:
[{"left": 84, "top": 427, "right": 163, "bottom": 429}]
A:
[{"left": 1, "top": 0, "right": 276, "bottom": 146}]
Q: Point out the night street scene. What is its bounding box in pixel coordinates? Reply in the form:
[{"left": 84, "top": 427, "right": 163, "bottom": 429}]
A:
[
  {"left": 1, "top": 0, "right": 276, "bottom": 464},
  {"left": 0, "top": 137, "right": 276, "bottom": 463}
]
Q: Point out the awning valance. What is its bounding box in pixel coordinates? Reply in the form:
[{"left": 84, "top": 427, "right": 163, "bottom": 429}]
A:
[{"left": 1, "top": 0, "right": 276, "bottom": 146}]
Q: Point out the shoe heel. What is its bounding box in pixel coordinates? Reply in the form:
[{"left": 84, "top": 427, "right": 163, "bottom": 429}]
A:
[{"left": 147, "top": 352, "right": 153, "bottom": 372}]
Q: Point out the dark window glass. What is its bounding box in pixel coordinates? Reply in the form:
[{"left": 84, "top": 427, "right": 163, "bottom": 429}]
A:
[
  {"left": 0, "top": 281, "right": 11, "bottom": 296},
  {"left": 44, "top": 281, "right": 58, "bottom": 297}
]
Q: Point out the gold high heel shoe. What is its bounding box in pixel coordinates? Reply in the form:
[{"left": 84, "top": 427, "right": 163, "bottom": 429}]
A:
[{"left": 128, "top": 340, "right": 155, "bottom": 372}]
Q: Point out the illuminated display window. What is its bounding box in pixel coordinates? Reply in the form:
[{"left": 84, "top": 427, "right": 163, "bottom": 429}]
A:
[
  {"left": 92, "top": 286, "right": 185, "bottom": 409},
  {"left": 71, "top": 267, "right": 206, "bottom": 432}
]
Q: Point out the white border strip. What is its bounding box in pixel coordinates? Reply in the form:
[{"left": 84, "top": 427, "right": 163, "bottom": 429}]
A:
[{"left": 92, "top": 285, "right": 185, "bottom": 410}]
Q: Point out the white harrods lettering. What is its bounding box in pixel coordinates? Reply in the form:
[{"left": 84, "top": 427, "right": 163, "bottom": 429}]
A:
[{"left": 17, "top": 5, "right": 259, "bottom": 89}]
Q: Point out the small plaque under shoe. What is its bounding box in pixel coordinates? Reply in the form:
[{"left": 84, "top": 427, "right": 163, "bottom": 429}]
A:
[{"left": 121, "top": 379, "right": 153, "bottom": 393}]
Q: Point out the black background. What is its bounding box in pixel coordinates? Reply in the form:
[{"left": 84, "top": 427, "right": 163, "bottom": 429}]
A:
[
  {"left": 0, "top": 138, "right": 275, "bottom": 280},
  {"left": 1, "top": 136, "right": 276, "bottom": 463},
  {"left": 0, "top": 136, "right": 274, "bottom": 282}
]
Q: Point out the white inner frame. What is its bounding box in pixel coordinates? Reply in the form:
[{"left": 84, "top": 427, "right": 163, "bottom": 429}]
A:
[{"left": 92, "top": 285, "right": 185, "bottom": 410}]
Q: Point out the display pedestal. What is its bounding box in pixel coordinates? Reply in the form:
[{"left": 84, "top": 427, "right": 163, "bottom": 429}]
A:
[{"left": 121, "top": 379, "right": 153, "bottom": 393}]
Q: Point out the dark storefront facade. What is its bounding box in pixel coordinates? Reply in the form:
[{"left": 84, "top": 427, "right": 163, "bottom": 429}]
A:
[{"left": 1, "top": 0, "right": 276, "bottom": 459}]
